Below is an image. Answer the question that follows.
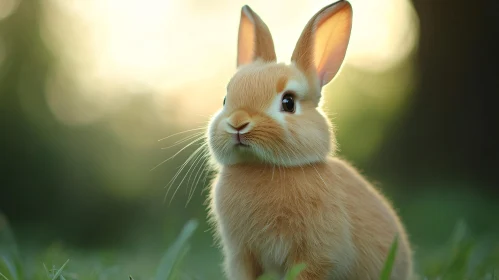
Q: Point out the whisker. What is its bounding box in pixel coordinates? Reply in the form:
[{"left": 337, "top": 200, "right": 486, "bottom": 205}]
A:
[
  {"left": 193, "top": 152, "right": 210, "bottom": 191},
  {"left": 166, "top": 142, "right": 206, "bottom": 189},
  {"left": 173, "top": 132, "right": 205, "bottom": 144},
  {"left": 169, "top": 143, "right": 208, "bottom": 205},
  {"left": 157, "top": 127, "right": 206, "bottom": 142},
  {"left": 162, "top": 132, "right": 205, "bottom": 149},
  {"left": 186, "top": 152, "right": 210, "bottom": 206},
  {"left": 185, "top": 146, "right": 207, "bottom": 200},
  {"left": 151, "top": 136, "right": 204, "bottom": 171},
  {"left": 164, "top": 143, "right": 207, "bottom": 203}
]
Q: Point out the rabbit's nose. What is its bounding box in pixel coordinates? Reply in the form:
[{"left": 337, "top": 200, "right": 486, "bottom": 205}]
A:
[
  {"left": 228, "top": 122, "right": 249, "bottom": 131},
  {"left": 226, "top": 110, "right": 252, "bottom": 133}
]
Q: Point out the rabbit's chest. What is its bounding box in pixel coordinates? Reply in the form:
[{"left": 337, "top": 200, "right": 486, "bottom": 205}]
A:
[
  {"left": 214, "top": 177, "right": 298, "bottom": 235},
  {"left": 212, "top": 174, "right": 317, "bottom": 268}
]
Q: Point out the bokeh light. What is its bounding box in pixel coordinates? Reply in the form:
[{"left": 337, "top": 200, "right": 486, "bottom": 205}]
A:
[
  {"left": 2, "top": 1, "right": 498, "bottom": 278},
  {"left": 0, "top": 0, "right": 19, "bottom": 21},
  {"left": 39, "top": 0, "right": 419, "bottom": 128},
  {"left": 347, "top": 0, "right": 419, "bottom": 72}
]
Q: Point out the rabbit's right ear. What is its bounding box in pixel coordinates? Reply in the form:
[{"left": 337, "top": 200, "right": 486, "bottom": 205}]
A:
[
  {"left": 291, "top": 0, "right": 352, "bottom": 88},
  {"left": 237, "top": 5, "right": 277, "bottom": 67}
]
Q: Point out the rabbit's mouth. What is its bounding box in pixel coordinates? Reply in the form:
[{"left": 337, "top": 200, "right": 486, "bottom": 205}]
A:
[{"left": 233, "top": 132, "right": 250, "bottom": 147}]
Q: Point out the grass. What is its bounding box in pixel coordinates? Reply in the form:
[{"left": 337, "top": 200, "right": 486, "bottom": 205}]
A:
[
  {"left": 380, "top": 235, "right": 399, "bottom": 280},
  {"left": 1, "top": 216, "right": 498, "bottom": 280}
]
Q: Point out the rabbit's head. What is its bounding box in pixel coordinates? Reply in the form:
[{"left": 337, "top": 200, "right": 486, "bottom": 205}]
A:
[{"left": 208, "top": 1, "right": 352, "bottom": 167}]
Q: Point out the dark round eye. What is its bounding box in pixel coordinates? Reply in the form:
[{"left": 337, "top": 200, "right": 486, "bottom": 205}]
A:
[
  {"left": 223, "top": 96, "right": 226, "bottom": 106},
  {"left": 281, "top": 92, "right": 295, "bottom": 113}
]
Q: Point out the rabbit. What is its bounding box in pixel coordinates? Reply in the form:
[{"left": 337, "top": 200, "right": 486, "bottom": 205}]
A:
[{"left": 205, "top": 0, "right": 413, "bottom": 279}]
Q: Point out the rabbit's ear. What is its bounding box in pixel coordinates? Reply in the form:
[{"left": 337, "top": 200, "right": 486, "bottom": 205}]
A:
[
  {"left": 237, "top": 5, "right": 277, "bottom": 67},
  {"left": 291, "top": 0, "right": 352, "bottom": 87}
]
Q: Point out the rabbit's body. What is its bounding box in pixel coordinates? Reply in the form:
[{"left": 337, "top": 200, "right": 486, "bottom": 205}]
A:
[
  {"left": 204, "top": 1, "right": 413, "bottom": 279},
  {"left": 209, "top": 157, "right": 412, "bottom": 280}
]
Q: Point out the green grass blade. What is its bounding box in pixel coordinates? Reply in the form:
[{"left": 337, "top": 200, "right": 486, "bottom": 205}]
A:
[
  {"left": 154, "top": 219, "right": 198, "bottom": 280},
  {"left": 0, "top": 272, "right": 9, "bottom": 280},
  {"left": 0, "top": 256, "right": 18, "bottom": 280},
  {"left": 285, "top": 263, "right": 306, "bottom": 280},
  {"left": 43, "top": 263, "right": 50, "bottom": 279},
  {"left": 166, "top": 244, "right": 191, "bottom": 280},
  {"left": 51, "top": 259, "right": 70, "bottom": 280},
  {"left": 380, "top": 235, "right": 399, "bottom": 280},
  {"left": 0, "top": 214, "right": 22, "bottom": 280}
]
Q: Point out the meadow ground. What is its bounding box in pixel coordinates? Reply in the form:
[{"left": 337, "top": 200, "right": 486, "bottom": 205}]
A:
[{"left": 1, "top": 216, "right": 498, "bottom": 280}]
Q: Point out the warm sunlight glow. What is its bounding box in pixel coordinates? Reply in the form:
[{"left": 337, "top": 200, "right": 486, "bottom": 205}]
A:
[
  {"left": 347, "top": 0, "right": 419, "bottom": 72},
  {"left": 0, "top": 0, "right": 19, "bottom": 20},
  {"left": 40, "top": 0, "right": 419, "bottom": 125}
]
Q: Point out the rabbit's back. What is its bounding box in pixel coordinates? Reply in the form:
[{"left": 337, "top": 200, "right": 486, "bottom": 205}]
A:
[{"left": 328, "top": 158, "right": 413, "bottom": 280}]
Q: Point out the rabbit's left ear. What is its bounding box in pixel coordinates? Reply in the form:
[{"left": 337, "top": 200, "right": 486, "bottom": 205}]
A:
[
  {"left": 237, "top": 5, "right": 277, "bottom": 67},
  {"left": 291, "top": 0, "right": 352, "bottom": 88}
]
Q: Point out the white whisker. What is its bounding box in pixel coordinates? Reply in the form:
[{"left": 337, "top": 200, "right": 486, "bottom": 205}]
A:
[
  {"left": 162, "top": 132, "right": 205, "bottom": 149},
  {"left": 185, "top": 145, "right": 206, "bottom": 193},
  {"left": 187, "top": 152, "right": 211, "bottom": 206},
  {"left": 185, "top": 147, "right": 208, "bottom": 205},
  {"left": 164, "top": 143, "right": 207, "bottom": 203},
  {"left": 169, "top": 143, "right": 208, "bottom": 204},
  {"left": 151, "top": 136, "right": 204, "bottom": 171},
  {"left": 157, "top": 127, "right": 205, "bottom": 142}
]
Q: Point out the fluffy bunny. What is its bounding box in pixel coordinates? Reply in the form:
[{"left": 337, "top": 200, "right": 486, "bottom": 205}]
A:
[{"left": 206, "top": 1, "right": 413, "bottom": 279}]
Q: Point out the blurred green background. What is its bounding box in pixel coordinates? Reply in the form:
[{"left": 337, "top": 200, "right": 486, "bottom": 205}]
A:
[{"left": 1, "top": 0, "right": 498, "bottom": 279}]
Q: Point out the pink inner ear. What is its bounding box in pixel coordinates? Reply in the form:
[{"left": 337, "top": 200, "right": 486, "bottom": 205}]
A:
[
  {"left": 237, "top": 5, "right": 276, "bottom": 67},
  {"left": 237, "top": 8, "right": 256, "bottom": 67},
  {"left": 313, "top": 3, "right": 352, "bottom": 87}
]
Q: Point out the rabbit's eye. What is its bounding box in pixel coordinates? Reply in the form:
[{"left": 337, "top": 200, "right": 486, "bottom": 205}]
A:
[
  {"left": 281, "top": 92, "right": 295, "bottom": 113},
  {"left": 223, "top": 96, "right": 226, "bottom": 106}
]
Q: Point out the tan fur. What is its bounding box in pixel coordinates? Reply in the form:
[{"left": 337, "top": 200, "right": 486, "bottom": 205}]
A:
[
  {"left": 276, "top": 76, "right": 288, "bottom": 93},
  {"left": 205, "top": 1, "right": 413, "bottom": 279},
  {"left": 208, "top": 159, "right": 412, "bottom": 280},
  {"left": 227, "top": 110, "right": 251, "bottom": 129}
]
